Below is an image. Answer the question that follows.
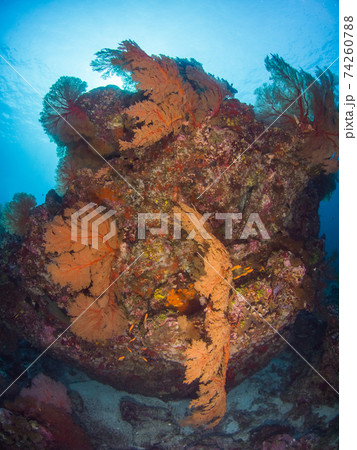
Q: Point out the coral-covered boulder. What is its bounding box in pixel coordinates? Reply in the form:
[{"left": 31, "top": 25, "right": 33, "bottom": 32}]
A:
[{"left": 0, "top": 42, "right": 338, "bottom": 429}]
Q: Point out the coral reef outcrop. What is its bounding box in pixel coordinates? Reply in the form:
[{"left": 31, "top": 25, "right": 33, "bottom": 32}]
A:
[{"left": 0, "top": 42, "right": 338, "bottom": 429}]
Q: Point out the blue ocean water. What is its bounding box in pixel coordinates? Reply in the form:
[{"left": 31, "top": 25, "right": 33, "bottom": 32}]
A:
[{"left": 0, "top": 0, "right": 339, "bottom": 259}]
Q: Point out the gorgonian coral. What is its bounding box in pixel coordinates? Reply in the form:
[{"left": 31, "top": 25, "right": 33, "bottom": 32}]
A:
[
  {"left": 1, "top": 193, "right": 36, "bottom": 236},
  {"left": 91, "top": 40, "right": 236, "bottom": 149},
  {"left": 55, "top": 155, "right": 81, "bottom": 195},
  {"left": 39, "top": 76, "right": 90, "bottom": 152},
  {"left": 176, "top": 203, "right": 232, "bottom": 429},
  {"left": 67, "top": 293, "right": 127, "bottom": 342},
  {"left": 44, "top": 205, "right": 128, "bottom": 341},
  {"left": 255, "top": 54, "right": 338, "bottom": 173}
]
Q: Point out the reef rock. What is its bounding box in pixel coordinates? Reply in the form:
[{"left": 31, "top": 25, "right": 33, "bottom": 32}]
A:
[{"left": 0, "top": 41, "right": 338, "bottom": 428}]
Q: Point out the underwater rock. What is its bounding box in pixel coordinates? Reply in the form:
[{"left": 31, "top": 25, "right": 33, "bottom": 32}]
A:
[
  {"left": 0, "top": 42, "right": 338, "bottom": 429},
  {"left": 66, "top": 353, "right": 337, "bottom": 450}
]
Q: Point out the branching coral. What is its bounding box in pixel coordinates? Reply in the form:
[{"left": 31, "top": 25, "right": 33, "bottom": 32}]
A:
[
  {"left": 255, "top": 54, "right": 338, "bottom": 172},
  {"left": 91, "top": 40, "right": 235, "bottom": 149},
  {"left": 1, "top": 193, "right": 36, "bottom": 236},
  {"left": 44, "top": 206, "right": 127, "bottom": 341},
  {"left": 175, "top": 203, "right": 232, "bottom": 428}
]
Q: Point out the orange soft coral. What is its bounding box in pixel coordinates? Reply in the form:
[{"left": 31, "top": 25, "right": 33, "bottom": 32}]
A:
[{"left": 166, "top": 284, "right": 196, "bottom": 313}]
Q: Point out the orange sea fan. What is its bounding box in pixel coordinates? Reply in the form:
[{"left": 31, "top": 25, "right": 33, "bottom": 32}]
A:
[
  {"left": 44, "top": 206, "right": 127, "bottom": 342},
  {"left": 67, "top": 293, "right": 127, "bottom": 342},
  {"left": 91, "top": 41, "right": 235, "bottom": 149},
  {"left": 115, "top": 42, "right": 194, "bottom": 149},
  {"left": 183, "top": 375, "right": 228, "bottom": 429},
  {"left": 44, "top": 206, "right": 118, "bottom": 293},
  {"left": 174, "top": 203, "right": 232, "bottom": 428}
]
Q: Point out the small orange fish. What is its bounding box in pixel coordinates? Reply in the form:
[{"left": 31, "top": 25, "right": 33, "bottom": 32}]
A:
[
  {"left": 118, "top": 356, "right": 125, "bottom": 361},
  {"left": 127, "top": 347, "right": 132, "bottom": 353},
  {"left": 144, "top": 313, "right": 148, "bottom": 322},
  {"left": 129, "top": 337, "right": 136, "bottom": 343},
  {"left": 141, "top": 357, "right": 148, "bottom": 362},
  {"left": 128, "top": 324, "right": 134, "bottom": 333}
]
